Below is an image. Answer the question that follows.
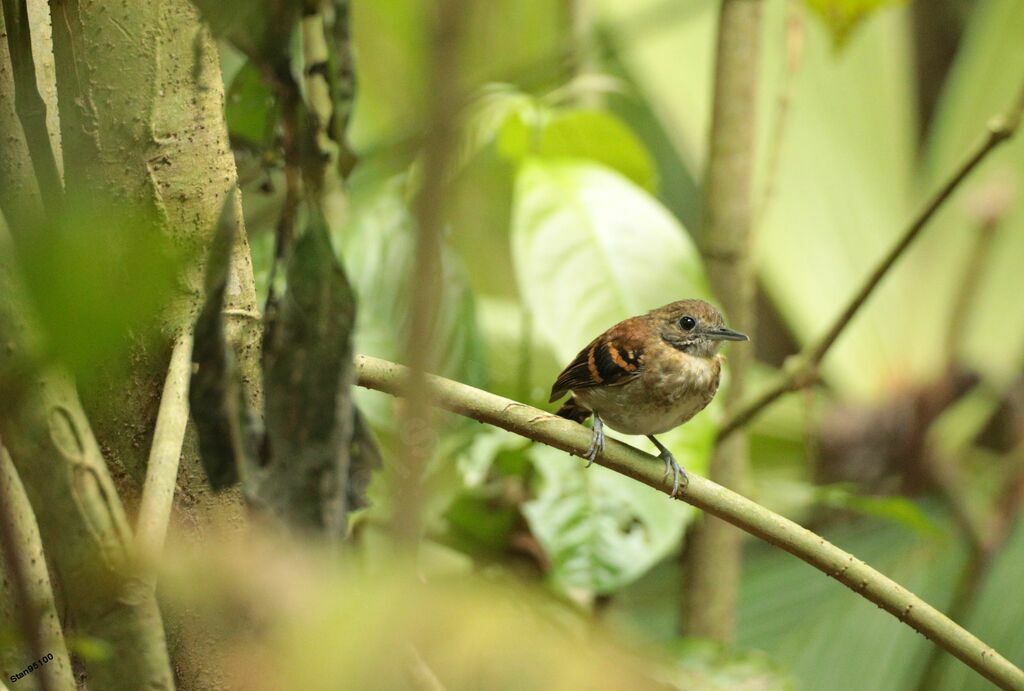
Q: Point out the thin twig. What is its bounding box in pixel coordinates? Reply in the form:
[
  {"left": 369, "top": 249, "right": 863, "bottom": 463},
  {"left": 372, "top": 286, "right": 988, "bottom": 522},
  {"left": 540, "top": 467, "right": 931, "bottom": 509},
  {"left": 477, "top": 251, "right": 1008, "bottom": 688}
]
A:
[
  {"left": 135, "top": 332, "right": 194, "bottom": 577},
  {"left": 354, "top": 353, "right": 1024, "bottom": 690},
  {"left": 719, "top": 82, "right": 1024, "bottom": 440}
]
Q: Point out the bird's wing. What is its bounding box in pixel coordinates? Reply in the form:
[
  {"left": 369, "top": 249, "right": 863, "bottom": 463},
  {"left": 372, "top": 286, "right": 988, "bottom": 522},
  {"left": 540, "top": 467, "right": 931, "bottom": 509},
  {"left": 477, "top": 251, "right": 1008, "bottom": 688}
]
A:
[{"left": 548, "top": 323, "right": 645, "bottom": 402}]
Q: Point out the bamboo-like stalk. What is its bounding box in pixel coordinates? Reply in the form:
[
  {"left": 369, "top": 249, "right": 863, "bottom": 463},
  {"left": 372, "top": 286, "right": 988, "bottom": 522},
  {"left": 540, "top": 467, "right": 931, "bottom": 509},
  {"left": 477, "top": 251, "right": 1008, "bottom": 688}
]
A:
[
  {"left": 354, "top": 353, "right": 1024, "bottom": 691},
  {"left": 685, "top": 0, "right": 762, "bottom": 641}
]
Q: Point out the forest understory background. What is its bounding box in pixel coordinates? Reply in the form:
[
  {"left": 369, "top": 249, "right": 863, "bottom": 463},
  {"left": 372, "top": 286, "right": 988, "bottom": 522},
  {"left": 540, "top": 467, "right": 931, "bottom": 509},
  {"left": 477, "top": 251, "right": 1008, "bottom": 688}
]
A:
[{"left": 1, "top": 0, "right": 1023, "bottom": 689}]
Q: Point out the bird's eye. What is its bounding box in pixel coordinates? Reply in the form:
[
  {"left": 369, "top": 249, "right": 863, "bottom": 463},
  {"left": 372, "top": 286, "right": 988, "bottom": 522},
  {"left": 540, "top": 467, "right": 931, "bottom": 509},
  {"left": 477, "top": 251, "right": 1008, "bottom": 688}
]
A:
[{"left": 679, "top": 316, "right": 696, "bottom": 331}]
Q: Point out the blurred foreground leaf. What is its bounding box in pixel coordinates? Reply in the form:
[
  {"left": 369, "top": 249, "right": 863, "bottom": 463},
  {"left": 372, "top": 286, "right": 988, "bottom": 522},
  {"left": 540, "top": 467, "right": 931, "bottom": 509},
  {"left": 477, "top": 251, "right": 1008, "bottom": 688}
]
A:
[
  {"left": 158, "top": 532, "right": 685, "bottom": 690},
  {"left": 15, "top": 195, "right": 183, "bottom": 388},
  {"left": 665, "top": 638, "right": 795, "bottom": 691}
]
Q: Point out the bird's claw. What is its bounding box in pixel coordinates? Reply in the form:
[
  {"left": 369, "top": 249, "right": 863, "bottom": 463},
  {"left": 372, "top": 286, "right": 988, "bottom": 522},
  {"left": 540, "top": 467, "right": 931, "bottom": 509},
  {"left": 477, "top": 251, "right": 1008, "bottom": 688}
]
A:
[
  {"left": 658, "top": 450, "right": 688, "bottom": 498},
  {"left": 583, "top": 415, "right": 604, "bottom": 468}
]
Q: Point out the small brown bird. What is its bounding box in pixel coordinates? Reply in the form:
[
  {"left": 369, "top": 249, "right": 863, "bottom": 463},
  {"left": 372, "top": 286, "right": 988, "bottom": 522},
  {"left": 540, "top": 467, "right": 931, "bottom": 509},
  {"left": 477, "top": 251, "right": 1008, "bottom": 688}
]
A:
[{"left": 549, "top": 299, "right": 748, "bottom": 496}]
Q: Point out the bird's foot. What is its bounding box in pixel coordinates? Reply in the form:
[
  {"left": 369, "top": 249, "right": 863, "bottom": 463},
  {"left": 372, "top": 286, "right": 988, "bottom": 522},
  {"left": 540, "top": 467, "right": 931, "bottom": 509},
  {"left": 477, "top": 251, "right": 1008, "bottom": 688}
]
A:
[
  {"left": 658, "top": 450, "right": 688, "bottom": 497},
  {"left": 583, "top": 414, "right": 605, "bottom": 467}
]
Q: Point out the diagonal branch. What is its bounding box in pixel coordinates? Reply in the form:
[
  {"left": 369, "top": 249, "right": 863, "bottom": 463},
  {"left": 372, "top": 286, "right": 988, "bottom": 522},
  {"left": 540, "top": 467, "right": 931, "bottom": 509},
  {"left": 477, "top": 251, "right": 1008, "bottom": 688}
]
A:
[
  {"left": 718, "top": 81, "right": 1024, "bottom": 440},
  {"left": 135, "top": 331, "right": 194, "bottom": 576},
  {"left": 354, "top": 353, "right": 1024, "bottom": 691}
]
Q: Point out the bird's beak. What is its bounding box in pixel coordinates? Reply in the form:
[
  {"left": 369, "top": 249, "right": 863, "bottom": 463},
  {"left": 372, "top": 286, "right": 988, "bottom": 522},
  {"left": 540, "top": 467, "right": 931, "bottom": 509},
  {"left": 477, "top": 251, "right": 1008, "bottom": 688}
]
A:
[{"left": 706, "top": 327, "right": 749, "bottom": 342}]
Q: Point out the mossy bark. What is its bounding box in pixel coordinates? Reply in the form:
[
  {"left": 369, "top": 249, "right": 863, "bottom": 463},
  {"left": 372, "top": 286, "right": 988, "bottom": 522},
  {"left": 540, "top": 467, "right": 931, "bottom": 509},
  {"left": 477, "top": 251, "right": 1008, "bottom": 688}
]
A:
[{"left": 48, "top": 0, "right": 260, "bottom": 498}]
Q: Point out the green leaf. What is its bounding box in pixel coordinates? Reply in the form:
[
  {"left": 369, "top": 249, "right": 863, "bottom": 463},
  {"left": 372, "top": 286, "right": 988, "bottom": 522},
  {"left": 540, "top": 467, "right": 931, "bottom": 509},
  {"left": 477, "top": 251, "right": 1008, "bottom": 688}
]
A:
[
  {"left": 535, "top": 109, "right": 657, "bottom": 191},
  {"left": 225, "top": 60, "right": 276, "bottom": 148},
  {"left": 523, "top": 445, "right": 694, "bottom": 595},
  {"left": 349, "top": 0, "right": 567, "bottom": 155},
  {"left": 817, "top": 485, "right": 939, "bottom": 536},
  {"left": 802, "top": 0, "right": 905, "bottom": 48},
  {"left": 510, "top": 158, "right": 709, "bottom": 365}
]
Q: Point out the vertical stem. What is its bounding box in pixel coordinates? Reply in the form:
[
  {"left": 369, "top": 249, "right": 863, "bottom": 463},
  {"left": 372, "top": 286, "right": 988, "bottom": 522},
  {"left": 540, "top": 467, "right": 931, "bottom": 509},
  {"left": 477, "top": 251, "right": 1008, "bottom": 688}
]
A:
[
  {"left": 683, "top": 0, "right": 762, "bottom": 641},
  {"left": 0, "top": 444, "right": 75, "bottom": 691},
  {"left": 0, "top": 0, "right": 62, "bottom": 206},
  {"left": 393, "top": 0, "right": 464, "bottom": 547}
]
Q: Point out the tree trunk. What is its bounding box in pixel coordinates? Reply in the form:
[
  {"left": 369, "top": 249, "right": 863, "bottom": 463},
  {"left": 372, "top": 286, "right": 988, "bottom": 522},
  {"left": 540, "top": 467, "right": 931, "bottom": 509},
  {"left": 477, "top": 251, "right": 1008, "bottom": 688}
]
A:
[{"left": 46, "top": 0, "right": 262, "bottom": 685}]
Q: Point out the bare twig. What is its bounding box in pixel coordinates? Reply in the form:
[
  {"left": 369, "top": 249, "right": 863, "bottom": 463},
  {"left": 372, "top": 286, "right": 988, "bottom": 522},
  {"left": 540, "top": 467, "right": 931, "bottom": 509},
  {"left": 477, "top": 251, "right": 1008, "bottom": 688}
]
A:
[
  {"left": 354, "top": 353, "right": 1023, "bottom": 690},
  {"left": 135, "top": 331, "right": 194, "bottom": 575},
  {"left": 719, "top": 82, "right": 1024, "bottom": 440}
]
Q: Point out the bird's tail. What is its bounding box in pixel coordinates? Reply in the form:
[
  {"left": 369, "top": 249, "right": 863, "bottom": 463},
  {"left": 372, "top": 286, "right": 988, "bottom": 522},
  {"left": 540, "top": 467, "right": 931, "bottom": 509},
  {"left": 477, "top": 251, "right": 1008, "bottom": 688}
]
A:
[{"left": 555, "top": 396, "right": 591, "bottom": 424}]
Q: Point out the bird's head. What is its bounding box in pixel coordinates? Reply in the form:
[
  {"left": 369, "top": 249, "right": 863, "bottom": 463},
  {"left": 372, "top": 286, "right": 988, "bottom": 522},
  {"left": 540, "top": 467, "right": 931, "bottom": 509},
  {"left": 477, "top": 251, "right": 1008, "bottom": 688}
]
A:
[{"left": 654, "top": 299, "right": 748, "bottom": 358}]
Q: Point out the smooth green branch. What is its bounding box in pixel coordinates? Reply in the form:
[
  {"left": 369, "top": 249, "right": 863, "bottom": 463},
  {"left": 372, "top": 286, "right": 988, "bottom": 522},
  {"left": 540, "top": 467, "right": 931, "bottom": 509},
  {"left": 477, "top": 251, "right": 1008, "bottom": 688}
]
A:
[
  {"left": 355, "top": 354, "right": 1024, "bottom": 691},
  {"left": 718, "top": 80, "right": 1024, "bottom": 440},
  {"left": 135, "top": 331, "right": 194, "bottom": 576}
]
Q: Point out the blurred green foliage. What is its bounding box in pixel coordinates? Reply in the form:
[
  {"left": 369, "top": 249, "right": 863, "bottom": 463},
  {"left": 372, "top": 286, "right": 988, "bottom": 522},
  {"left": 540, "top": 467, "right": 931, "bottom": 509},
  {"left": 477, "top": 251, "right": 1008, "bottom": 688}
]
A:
[{"left": 15, "top": 195, "right": 183, "bottom": 389}]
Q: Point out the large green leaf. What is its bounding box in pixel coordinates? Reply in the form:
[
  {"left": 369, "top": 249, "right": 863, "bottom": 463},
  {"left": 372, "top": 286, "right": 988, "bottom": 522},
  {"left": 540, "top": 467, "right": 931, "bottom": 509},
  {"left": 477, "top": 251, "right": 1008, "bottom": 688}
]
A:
[
  {"left": 510, "top": 158, "right": 710, "bottom": 365},
  {"left": 918, "top": 0, "right": 1024, "bottom": 386},
  {"left": 528, "top": 109, "right": 657, "bottom": 191},
  {"left": 523, "top": 445, "right": 695, "bottom": 595}
]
